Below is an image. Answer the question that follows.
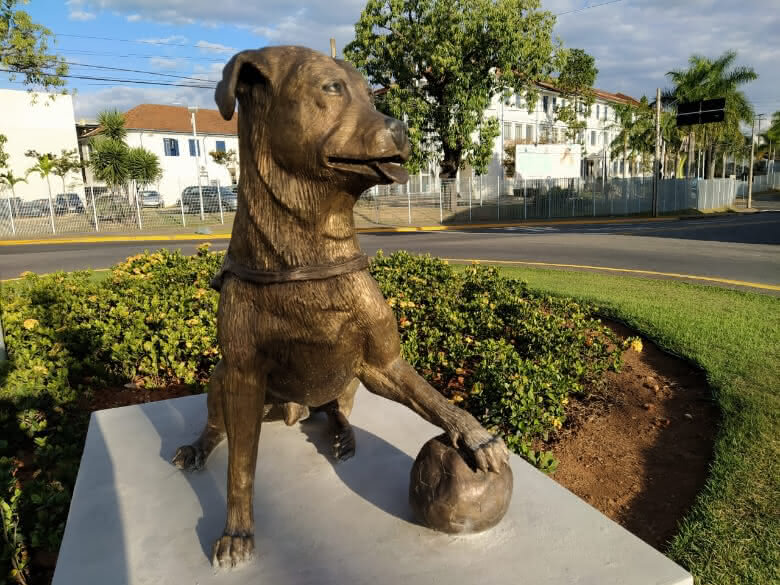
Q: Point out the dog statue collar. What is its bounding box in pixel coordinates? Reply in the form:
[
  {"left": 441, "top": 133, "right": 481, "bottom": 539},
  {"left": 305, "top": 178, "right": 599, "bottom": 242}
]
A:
[{"left": 209, "top": 252, "right": 370, "bottom": 291}]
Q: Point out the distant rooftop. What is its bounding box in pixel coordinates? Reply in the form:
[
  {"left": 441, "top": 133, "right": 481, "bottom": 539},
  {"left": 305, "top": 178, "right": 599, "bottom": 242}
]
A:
[{"left": 85, "top": 104, "right": 237, "bottom": 137}]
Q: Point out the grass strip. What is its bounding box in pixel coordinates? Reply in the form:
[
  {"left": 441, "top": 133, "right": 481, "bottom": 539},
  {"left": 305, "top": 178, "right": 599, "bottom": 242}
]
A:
[{"left": 487, "top": 266, "right": 779, "bottom": 585}]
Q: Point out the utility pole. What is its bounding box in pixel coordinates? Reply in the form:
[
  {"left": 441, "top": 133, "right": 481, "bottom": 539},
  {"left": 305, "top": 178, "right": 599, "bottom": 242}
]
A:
[
  {"left": 188, "top": 106, "right": 205, "bottom": 221},
  {"left": 747, "top": 116, "right": 759, "bottom": 209},
  {"left": 330, "top": 38, "right": 337, "bottom": 58},
  {"left": 652, "top": 87, "right": 661, "bottom": 216}
]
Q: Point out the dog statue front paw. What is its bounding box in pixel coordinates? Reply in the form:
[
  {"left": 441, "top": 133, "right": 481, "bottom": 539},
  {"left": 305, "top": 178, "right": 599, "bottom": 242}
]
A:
[
  {"left": 454, "top": 425, "right": 510, "bottom": 472},
  {"left": 212, "top": 532, "right": 254, "bottom": 568}
]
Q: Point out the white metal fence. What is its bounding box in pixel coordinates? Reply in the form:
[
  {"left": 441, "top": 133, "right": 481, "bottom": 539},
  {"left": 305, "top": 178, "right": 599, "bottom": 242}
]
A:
[{"left": 0, "top": 171, "right": 775, "bottom": 238}]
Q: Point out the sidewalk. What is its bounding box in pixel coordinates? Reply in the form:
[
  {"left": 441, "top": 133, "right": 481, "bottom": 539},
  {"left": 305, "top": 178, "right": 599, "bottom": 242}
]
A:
[{"left": 0, "top": 208, "right": 761, "bottom": 246}]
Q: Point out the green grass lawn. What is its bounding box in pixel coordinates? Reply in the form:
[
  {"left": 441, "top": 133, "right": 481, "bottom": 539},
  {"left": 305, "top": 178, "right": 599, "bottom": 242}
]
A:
[{"left": 487, "top": 266, "right": 779, "bottom": 585}]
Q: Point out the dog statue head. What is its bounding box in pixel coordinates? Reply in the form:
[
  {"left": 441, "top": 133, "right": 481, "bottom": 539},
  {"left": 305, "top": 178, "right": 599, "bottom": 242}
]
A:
[{"left": 216, "top": 46, "right": 410, "bottom": 197}]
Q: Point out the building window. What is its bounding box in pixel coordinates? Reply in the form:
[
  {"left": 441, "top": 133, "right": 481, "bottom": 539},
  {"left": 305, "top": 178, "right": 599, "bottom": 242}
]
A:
[
  {"left": 543, "top": 95, "right": 549, "bottom": 113},
  {"left": 515, "top": 124, "right": 522, "bottom": 141},
  {"left": 163, "top": 138, "right": 179, "bottom": 157},
  {"left": 604, "top": 106, "right": 609, "bottom": 120},
  {"left": 526, "top": 124, "right": 534, "bottom": 142},
  {"left": 503, "top": 122, "right": 512, "bottom": 141},
  {"left": 188, "top": 139, "right": 201, "bottom": 157},
  {"left": 215, "top": 140, "right": 226, "bottom": 153},
  {"left": 515, "top": 94, "right": 523, "bottom": 109},
  {"left": 552, "top": 96, "right": 557, "bottom": 111},
  {"left": 590, "top": 131, "right": 596, "bottom": 146},
  {"left": 504, "top": 93, "right": 513, "bottom": 106}
]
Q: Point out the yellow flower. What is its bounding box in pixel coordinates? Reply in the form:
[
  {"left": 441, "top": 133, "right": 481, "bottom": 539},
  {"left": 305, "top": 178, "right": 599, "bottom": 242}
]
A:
[
  {"left": 32, "top": 365, "right": 47, "bottom": 374},
  {"left": 23, "top": 318, "right": 39, "bottom": 330},
  {"left": 88, "top": 295, "right": 97, "bottom": 302},
  {"left": 630, "top": 339, "right": 643, "bottom": 353},
  {"left": 19, "top": 271, "right": 32, "bottom": 278},
  {"left": 194, "top": 288, "right": 208, "bottom": 299},
  {"left": 552, "top": 418, "right": 563, "bottom": 430},
  {"left": 562, "top": 397, "right": 569, "bottom": 406}
]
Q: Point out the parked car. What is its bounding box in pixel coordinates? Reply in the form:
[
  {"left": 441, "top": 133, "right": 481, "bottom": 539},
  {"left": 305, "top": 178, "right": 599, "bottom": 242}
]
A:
[
  {"left": 19, "top": 199, "right": 50, "bottom": 218},
  {"left": 54, "top": 193, "right": 85, "bottom": 215},
  {"left": 89, "top": 193, "right": 134, "bottom": 223},
  {"left": 180, "top": 186, "right": 238, "bottom": 213},
  {"left": 140, "top": 190, "right": 164, "bottom": 208}
]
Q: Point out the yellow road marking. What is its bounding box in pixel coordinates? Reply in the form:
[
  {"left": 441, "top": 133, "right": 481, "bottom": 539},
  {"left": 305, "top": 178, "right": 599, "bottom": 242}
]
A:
[
  {"left": 0, "top": 216, "right": 685, "bottom": 245},
  {"left": 442, "top": 258, "right": 780, "bottom": 292}
]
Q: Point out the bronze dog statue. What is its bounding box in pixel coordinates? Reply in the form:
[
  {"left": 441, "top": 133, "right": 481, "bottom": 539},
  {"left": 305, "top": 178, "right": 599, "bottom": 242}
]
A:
[{"left": 172, "top": 45, "right": 509, "bottom": 568}]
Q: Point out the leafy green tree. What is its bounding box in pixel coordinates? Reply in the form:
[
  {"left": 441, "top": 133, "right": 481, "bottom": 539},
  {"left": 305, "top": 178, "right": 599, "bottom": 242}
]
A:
[
  {"left": 0, "top": 169, "right": 26, "bottom": 217},
  {"left": 52, "top": 148, "right": 80, "bottom": 194},
  {"left": 1, "top": 0, "right": 68, "bottom": 92},
  {"left": 209, "top": 148, "right": 238, "bottom": 184},
  {"left": 766, "top": 111, "right": 780, "bottom": 144},
  {"left": 344, "top": 0, "right": 557, "bottom": 178},
  {"left": 553, "top": 48, "right": 598, "bottom": 142},
  {"left": 665, "top": 50, "right": 757, "bottom": 178}
]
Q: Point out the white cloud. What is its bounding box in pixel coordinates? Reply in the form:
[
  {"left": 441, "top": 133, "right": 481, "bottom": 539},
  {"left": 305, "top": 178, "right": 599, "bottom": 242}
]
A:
[
  {"left": 126, "top": 13, "right": 142, "bottom": 22},
  {"left": 69, "top": 10, "right": 97, "bottom": 20},
  {"left": 148, "top": 57, "right": 185, "bottom": 70},
  {"left": 73, "top": 85, "right": 215, "bottom": 120},
  {"left": 195, "top": 41, "right": 237, "bottom": 55},
  {"left": 137, "top": 35, "right": 189, "bottom": 45}
]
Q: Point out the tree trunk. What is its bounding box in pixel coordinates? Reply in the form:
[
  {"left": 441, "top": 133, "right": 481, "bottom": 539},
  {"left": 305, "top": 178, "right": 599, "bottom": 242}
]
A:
[
  {"left": 660, "top": 140, "right": 666, "bottom": 179},
  {"left": 439, "top": 148, "right": 460, "bottom": 211},
  {"left": 623, "top": 135, "right": 628, "bottom": 178},
  {"left": 687, "top": 130, "right": 694, "bottom": 179},
  {"left": 722, "top": 151, "right": 727, "bottom": 178},
  {"left": 708, "top": 142, "right": 716, "bottom": 179}
]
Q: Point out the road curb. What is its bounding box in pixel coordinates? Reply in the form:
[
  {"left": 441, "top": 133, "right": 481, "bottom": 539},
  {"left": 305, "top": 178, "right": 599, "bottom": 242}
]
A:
[{"left": 0, "top": 216, "right": 683, "bottom": 246}]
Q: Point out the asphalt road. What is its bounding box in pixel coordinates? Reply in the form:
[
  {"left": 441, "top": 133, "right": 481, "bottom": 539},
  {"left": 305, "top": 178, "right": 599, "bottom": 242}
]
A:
[{"left": 1, "top": 213, "right": 778, "bottom": 292}]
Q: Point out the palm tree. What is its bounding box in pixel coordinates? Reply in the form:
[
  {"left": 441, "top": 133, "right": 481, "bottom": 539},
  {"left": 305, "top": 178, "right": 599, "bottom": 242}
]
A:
[
  {"left": 25, "top": 150, "right": 57, "bottom": 232},
  {"left": 97, "top": 109, "right": 127, "bottom": 141},
  {"left": 0, "top": 170, "right": 27, "bottom": 234},
  {"left": 89, "top": 137, "right": 129, "bottom": 195},
  {"left": 665, "top": 50, "right": 757, "bottom": 178}
]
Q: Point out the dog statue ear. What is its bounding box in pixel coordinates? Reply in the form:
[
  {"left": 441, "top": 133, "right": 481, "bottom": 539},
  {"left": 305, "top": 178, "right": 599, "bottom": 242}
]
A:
[{"left": 215, "top": 50, "right": 274, "bottom": 121}]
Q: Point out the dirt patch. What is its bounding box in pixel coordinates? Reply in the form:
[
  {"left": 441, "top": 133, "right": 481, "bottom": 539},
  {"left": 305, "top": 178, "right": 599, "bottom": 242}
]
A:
[
  {"left": 550, "top": 321, "right": 717, "bottom": 551},
  {"left": 81, "top": 382, "right": 200, "bottom": 412}
]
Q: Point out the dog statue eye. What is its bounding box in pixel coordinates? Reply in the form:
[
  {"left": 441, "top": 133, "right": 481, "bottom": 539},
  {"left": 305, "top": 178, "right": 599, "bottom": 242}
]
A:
[{"left": 323, "top": 81, "right": 343, "bottom": 95}]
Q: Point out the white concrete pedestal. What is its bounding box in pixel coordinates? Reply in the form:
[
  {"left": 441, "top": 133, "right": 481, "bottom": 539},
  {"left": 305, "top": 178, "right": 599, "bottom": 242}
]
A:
[{"left": 53, "top": 388, "right": 692, "bottom": 585}]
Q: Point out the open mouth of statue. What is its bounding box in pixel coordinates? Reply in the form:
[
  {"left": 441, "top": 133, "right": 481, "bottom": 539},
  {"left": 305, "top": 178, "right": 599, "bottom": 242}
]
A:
[{"left": 328, "top": 155, "right": 409, "bottom": 184}]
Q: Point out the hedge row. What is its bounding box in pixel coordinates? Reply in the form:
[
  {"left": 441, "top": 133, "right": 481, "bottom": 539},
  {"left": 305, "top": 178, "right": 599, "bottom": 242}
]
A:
[{"left": 0, "top": 248, "right": 626, "bottom": 583}]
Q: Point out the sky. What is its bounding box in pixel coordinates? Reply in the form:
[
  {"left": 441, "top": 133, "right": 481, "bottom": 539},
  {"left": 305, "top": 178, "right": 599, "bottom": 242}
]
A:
[{"left": 4, "top": 0, "right": 779, "bottom": 129}]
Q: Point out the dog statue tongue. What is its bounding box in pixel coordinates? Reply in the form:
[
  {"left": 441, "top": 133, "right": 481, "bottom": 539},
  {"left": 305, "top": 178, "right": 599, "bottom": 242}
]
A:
[
  {"left": 374, "top": 160, "right": 410, "bottom": 184},
  {"left": 173, "top": 45, "right": 511, "bottom": 572}
]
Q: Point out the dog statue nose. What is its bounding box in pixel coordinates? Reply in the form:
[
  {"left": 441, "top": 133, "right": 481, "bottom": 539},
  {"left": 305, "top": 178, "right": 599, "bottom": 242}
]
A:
[{"left": 385, "top": 118, "right": 408, "bottom": 150}]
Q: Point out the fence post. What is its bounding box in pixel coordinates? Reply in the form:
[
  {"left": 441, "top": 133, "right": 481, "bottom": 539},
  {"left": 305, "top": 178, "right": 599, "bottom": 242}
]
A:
[
  {"left": 439, "top": 185, "right": 443, "bottom": 224},
  {"left": 480, "top": 175, "right": 483, "bottom": 207},
  {"left": 5, "top": 193, "right": 15, "bottom": 236},
  {"left": 497, "top": 176, "right": 500, "bottom": 221},
  {"left": 134, "top": 181, "right": 143, "bottom": 230},
  {"left": 216, "top": 178, "right": 224, "bottom": 224},
  {"left": 47, "top": 194, "right": 56, "bottom": 234},
  {"left": 407, "top": 183, "right": 412, "bottom": 225},
  {"left": 592, "top": 182, "right": 596, "bottom": 217},
  {"left": 0, "top": 311, "right": 6, "bottom": 362},
  {"left": 90, "top": 188, "right": 100, "bottom": 232},
  {"left": 375, "top": 187, "right": 380, "bottom": 224},
  {"left": 468, "top": 176, "right": 472, "bottom": 223},
  {"left": 179, "top": 194, "right": 187, "bottom": 227},
  {"left": 523, "top": 178, "right": 527, "bottom": 220}
]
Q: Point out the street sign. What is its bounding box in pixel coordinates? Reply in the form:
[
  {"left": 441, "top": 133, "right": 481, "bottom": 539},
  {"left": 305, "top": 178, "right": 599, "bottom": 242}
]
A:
[{"left": 676, "top": 98, "right": 726, "bottom": 127}]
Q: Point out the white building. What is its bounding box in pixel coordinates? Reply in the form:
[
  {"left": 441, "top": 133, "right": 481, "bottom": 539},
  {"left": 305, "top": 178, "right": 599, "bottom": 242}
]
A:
[
  {"left": 390, "top": 82, "right": 642, "bottom": 186},
  {"left": 81, "top": 104, "right": 239, "bottom": 206},
  {"left": 484, "top": 82, "right": 641, "bottom": 180},
  {"left": 0, "top": 89, "right": 84, "bottom": 200}
]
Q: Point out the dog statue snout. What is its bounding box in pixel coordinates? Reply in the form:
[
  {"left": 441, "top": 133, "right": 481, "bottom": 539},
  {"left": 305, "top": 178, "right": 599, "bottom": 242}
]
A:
[{"left": 385, "top": 118, "right": 409, "bottom": 152}]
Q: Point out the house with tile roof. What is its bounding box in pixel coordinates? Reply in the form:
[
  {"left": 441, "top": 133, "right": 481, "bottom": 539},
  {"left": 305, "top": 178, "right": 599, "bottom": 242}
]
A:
[{"left": 79, "top": 104, "right": 239, "bottom": 206}]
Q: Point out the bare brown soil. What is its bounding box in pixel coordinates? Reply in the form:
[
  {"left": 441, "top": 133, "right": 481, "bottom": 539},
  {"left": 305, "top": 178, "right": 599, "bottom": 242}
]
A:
[{"left": 550, "top": 322, "right": 717, "bottom": 551}]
